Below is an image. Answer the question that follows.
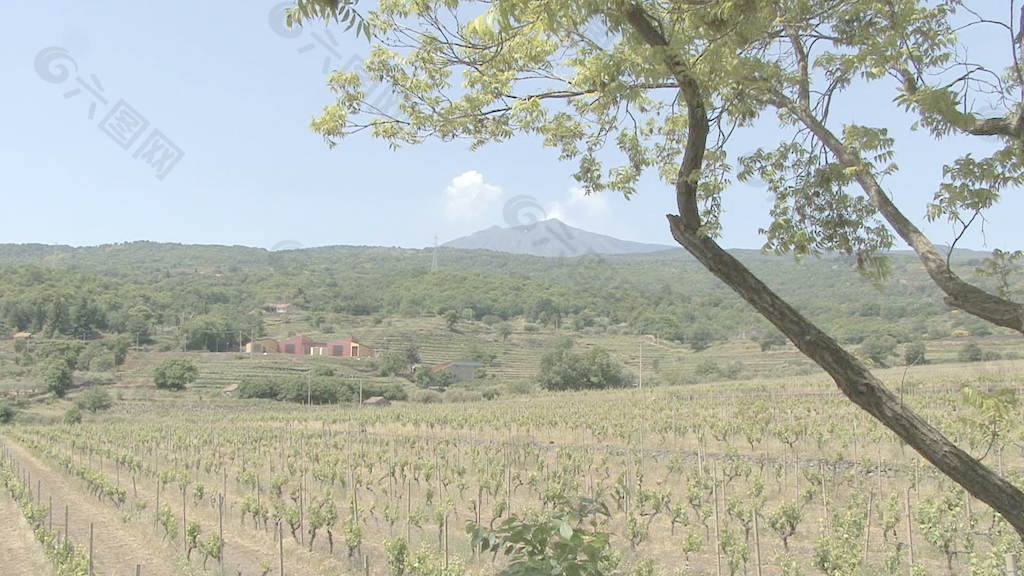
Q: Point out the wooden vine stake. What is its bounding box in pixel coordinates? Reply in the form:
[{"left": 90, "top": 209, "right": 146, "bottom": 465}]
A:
[
  {"left": 219, "top": 495, "right": 225, "bottom": 573},
  {"left": 753, "top": 510, "right": 763, "bottom": 576},
  {"left": 863, "top": 489, "right": 874, "bottom": 564},
  {"left": 820, "top": 461, "right": 829, "bottom": 527},
  {"left": 182, "top": 485, "right": 187, "bottom": 553},
  {"left": 278, "top": 520, "right": 285, "bottom": 576},
  {"left": 905, "top": 486, "right": 915, "bottom": 574},
  {"left": 712, "top": 460, "right": 722, "bottom": 576}
]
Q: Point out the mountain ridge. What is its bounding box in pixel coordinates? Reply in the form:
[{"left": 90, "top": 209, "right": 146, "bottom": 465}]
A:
[{"left": 443, "top": 218, "right": 677, "bottom": 257}]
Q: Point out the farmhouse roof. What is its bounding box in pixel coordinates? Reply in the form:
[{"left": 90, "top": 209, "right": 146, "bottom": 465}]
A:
[{"left": 430, "top": 361, "right": 484, "bottom": 372}]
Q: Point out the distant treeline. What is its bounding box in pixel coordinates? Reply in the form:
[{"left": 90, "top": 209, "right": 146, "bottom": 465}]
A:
[
  {"left": 236, "top": 375, "right": 406, "bottom": 405},
  {"left": 0, "top": 243, "right": 1014, "bottom": 349}
]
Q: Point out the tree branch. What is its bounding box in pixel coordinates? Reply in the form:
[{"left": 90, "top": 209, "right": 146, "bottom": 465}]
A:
[
  {"left": 771, "top": 91, "right": 1024, "bottom": 334},
  {"left": 621, "top": 2, "right": 707, "bottom": 231}
]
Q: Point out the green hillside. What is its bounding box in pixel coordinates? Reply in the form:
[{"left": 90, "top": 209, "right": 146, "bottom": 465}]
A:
[{"left": 0, "top": 241, "right": 1018, "bottom": 398}]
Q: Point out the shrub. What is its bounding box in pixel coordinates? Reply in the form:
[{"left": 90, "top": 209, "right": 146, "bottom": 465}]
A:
[
  {"left": 89, "top": 354, "right": 116, "bottom": 373},
  {"left": 237, "top": 378, "right": 279, "bottom": 399},
  {"left": 469, "top": 497, "right": 619, "bottom": 576},
  {"left": 445, "top": 389, "right": 484, "bottom": 403},
  {"left": 757, "top": 331, "right": 787, "bottom": 352},
  {"left": 958, "top": 343, "right": 984, "bottom": 363},
  {"left": 359, "top": 381, "right": 408, "bottom": 402},
  {"left": 718, "top": 361, "right": 747, "bottom": 381},
  {"left": 859, "top": 335, "right": 898, "bottom": 367},
  {"left": 409, "top": 390, "right": 443, "bottom": 404},
  {"left": 63, "top": 406, "right": 83, "bottom": 425},
  {"left": 982, "top": 350, "right": 1003, "bottom": 362},
  {"left": 277, "top": 378, "right": 338, "bottom": 404},
  {"left": 384, "top": 538, "right": 409, "bottom": 576},
  {"left": 312, "top": 365, "right": 336, "bottom": 377},
  {"left": 415, "top": 367, "right": 455, "bottom": 389},
  {"left": 76, "top": 342, "right": 106, "bottom": 371},
  {"left": 75, "top": 387, "right": 113, "bottom": 413},
  {"left": 0, "top": 403, "right": 17, "bottom": 424},
  {"left": 153, "top": 358, "right": 199, "bottom": 390},
  {"left": 693, "top": 359, "right": 720, "bottom": 379},
  {"left": 687, "top": 324, "right": 718, "bottom": 352},
  {"left": 903, "top": 342, "right": 927, "bottom": 366},
  {"left": 505, "top": 381, "right": 536, "bottom": 395},
  {"left": 466, "top": 344, "right": 497, "bottom": 366}
]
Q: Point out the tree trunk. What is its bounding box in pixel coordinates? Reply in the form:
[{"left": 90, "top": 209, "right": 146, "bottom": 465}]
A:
[
  {"left": 666, "top": 215, "right": 1024, "bottom": 539},
  {"left": 622, "top": 0, "right": 1024, "bottom": 542}
]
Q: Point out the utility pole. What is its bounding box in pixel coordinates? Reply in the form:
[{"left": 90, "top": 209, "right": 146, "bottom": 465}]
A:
[
  {"left": 307, "top": 370, "right": 312, "bottom": 406},
  {"left": 431, "top": 235, "right": 439, "bottom": 272}
]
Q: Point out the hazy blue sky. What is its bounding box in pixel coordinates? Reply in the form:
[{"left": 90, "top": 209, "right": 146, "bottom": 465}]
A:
[{"left": 2, "top": 1, "right": 1021, "bottom": 252}]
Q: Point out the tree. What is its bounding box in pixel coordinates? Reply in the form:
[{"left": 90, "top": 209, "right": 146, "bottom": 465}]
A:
[
  {"left": 0, "top": 402, "right": 17, "bottom": 424},
  {"left": 537, "top": 339, "right": 626, "bottom": 391},
  {"left": 958, "top": 342, "right": 984, "bottom": 363},
  {"left": 43, "top": 358, "right": 73, "bottom": 398},
  {"left": 859, "top": 335, "right": 897, "bottom": 368},
  {"left": 414, "top": 366, "right": 455, "bottom": 389},
  {"left": 75, "top": 387, "right": 113, "bottom": 413},
  {"left": 153, "top": 357, "right": 199, "bottom": 391},
  {"left": 756, "top": 331, "right": 786, "bottom": 353},
  {"left": 293, "top": 0, "right": 1024, "bottom": 537},
  {"left": 379, "top": 344, "right": 420, "bottom": 378},
  {"left": 63, "top": 405, "right": 82, "bottom": 425},
  {"left": 443, "top": 309, "right": 460, "bottom": 331},
  {"left": 904, "top": 342, "right": 927, "bottom": 366},
  {"left": 497, "top": 323, "right": 513, "bottom": 342},
  {"left": 976, "top": 249, "right": 1023, "bottom": 300},
  {"left": 686, "top": 323, "right": 717, "bottom": 352}
]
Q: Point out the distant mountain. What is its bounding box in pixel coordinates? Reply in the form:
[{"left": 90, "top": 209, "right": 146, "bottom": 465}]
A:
[{"left": 443, "top": 219, "right": 677, "bottom": 257}]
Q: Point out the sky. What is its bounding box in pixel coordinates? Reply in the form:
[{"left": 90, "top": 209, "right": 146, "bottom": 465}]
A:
[{"left": 1, "top": 1, "right": 1022, "bottom": 252}]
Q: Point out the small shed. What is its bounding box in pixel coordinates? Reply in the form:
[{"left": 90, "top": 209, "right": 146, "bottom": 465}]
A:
[
  {"left": 245, "top": 339, "right": 279, "bottom": 354},
  {"left": 12, "top": 332, "right": 32, "bottom": 340},
  {"left": 362, "top": 396, "right": 390, "bottom": 407},
  {"left": 430, "top": 361, "right": 485, "bottom": 383}
]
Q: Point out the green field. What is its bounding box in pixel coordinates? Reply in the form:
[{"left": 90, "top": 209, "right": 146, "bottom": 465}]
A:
[{"left": 3, "top": 358, "right": 1024, "bottom": 576}]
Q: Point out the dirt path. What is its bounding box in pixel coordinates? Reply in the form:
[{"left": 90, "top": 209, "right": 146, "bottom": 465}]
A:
[
  {"left": 3, "top": 439, "right": 184, "bottom": 576},
  {"left": 0, "top": 489, "right": 54, "bottom": 576}
]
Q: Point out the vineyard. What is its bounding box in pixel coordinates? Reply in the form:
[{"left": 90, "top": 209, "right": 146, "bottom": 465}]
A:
[{"left": 3, "top": 360, "right": 1024, "bottom": 575}]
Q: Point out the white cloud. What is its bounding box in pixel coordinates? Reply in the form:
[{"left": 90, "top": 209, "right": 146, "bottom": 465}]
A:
[
  {"left": 546, "top": 186, "right": 609, "bottom": 225},
  {"left": 443, "top": 171, "right": 504, "bottom": 222}
]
